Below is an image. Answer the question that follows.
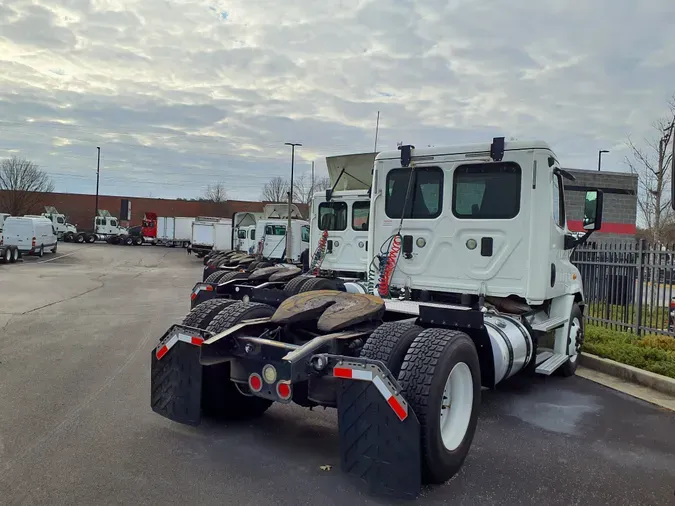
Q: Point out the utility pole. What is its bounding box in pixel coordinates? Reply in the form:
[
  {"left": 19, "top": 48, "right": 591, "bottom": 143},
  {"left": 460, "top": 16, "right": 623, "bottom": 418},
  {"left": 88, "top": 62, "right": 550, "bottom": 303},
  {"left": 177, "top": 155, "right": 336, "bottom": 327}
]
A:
[
  {"left": 95, "top": 146, "right": 101, "bottom": 216},
  {"left": 284, "top": 142, "right": 301, "bottom": 261},
  {"left": 597, "top": 149, "right": 609, "bottom": 171},
  {"left": 311, "top": 160, "right": 315, "bottom": 196}
]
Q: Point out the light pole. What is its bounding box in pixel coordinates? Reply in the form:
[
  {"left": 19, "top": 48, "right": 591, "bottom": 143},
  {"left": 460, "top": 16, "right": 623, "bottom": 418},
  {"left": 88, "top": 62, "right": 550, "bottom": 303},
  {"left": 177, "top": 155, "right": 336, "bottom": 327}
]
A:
[
  {"left": 95, "top": 147, "right": 101, "bottom": 216},
  {"left": 597, "top": 149, "right": 609, "bottom": 171},
  {"left": 284, "top": 142, "right": 301, "bottom": 261}
]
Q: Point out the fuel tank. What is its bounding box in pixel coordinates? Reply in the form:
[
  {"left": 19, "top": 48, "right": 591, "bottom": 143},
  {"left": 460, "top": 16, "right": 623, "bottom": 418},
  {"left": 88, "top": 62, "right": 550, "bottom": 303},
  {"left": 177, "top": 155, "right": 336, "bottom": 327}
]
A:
[{"left": 483, "top": 313, "right": 534, "bottom": 384}]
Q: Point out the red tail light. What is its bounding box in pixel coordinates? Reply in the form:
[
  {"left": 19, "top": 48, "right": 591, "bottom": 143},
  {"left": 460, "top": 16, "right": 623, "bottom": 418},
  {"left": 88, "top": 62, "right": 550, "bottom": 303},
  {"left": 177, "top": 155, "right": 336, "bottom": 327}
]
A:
[
  {"left": 670, "top": 300, "right": 675, "bottom": 310},
  {"left": 32, "top": 237, "right": 36, "bottom": 247},
  {"left": 276, "top": 381, "right": 292, "bottom": 400},
  {"left": 248, "top": 373, "right": 263, "bottom": 393}
]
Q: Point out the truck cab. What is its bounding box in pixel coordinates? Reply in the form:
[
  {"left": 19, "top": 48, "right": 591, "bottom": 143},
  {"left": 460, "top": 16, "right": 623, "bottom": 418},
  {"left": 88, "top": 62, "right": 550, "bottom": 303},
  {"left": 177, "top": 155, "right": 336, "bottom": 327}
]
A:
[
  {"left": 259, "top": 219, "right": 310, "bottom": 262},
  {"left": 41, "top": 211, "right": 78, "bottom": 241},
  {"left": 142, "top": 213, "right": 158, "bottom": 243},
  {"left": 94, "top": 215, "right": 126, "bottom": 240},
  {"left": 309, "top": 189, "right": 370, "bottom": 278}
]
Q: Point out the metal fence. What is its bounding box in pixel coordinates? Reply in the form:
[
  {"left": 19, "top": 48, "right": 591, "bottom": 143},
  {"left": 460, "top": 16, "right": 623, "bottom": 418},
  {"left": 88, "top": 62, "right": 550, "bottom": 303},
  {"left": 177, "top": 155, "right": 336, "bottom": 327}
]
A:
[{"left": 571, "top": 240, "right": 675, "bottom": 336}]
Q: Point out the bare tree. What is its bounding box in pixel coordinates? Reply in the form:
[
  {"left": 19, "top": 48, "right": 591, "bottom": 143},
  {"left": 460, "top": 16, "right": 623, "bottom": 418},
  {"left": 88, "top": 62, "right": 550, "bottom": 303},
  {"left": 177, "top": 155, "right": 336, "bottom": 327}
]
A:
[
  {"left": 260, "top": 176, "right": 290, "bottom": 202},
  {"left": 626, "top": 96, "right": 675, "bottom": 243},
  {"left": 292, "top": 173, "right": 332, "bottom": 205},
  {"left": 0, "top": 156, "right": 55, "bottom": 216},
  {"left": 204, "top": 182, "right": 227, "bottom": 202}
]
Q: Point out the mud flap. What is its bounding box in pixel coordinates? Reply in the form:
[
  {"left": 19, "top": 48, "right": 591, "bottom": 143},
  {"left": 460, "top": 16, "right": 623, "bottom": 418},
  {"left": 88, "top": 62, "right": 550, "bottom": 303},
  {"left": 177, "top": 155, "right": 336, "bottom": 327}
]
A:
[
  {"left": 337, "top": 380, "right": 421, "bottom": 500},
  {"left": 150, "top": 341, "right": 203, "bottom": 426}
]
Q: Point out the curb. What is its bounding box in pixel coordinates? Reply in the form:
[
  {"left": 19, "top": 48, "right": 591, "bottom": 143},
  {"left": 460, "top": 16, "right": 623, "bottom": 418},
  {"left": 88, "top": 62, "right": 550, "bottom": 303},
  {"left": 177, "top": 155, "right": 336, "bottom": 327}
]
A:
[{"left": 579, "top": 352, "right": 675, "bottom": 397}]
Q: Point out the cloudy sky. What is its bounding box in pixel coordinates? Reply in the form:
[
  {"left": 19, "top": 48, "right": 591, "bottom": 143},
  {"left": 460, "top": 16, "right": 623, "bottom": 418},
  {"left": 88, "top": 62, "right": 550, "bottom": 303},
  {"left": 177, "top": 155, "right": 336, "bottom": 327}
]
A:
[{"left": 1, "top": 0, "right": 674, "bottom": 201}]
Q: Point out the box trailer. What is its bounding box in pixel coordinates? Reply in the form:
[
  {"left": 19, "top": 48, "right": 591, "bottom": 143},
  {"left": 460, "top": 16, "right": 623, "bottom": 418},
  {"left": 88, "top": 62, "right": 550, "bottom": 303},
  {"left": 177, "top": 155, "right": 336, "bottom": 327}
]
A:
[
  {"left": 191, "top": 217, "right": 231, "bottom": 257},
  {"left": 157, "top": 216, "right": 194, "bottom": 247}
]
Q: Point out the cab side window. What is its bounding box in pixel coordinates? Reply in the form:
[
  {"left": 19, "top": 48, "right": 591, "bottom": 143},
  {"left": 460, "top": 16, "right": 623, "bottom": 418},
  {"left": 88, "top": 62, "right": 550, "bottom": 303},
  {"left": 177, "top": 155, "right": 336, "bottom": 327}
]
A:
[
  {"left": 552, "top": 173, "right": 565, "bottom": 229},
  {"left": 301, "top": 225, "right": 310, "bottom": 242}
]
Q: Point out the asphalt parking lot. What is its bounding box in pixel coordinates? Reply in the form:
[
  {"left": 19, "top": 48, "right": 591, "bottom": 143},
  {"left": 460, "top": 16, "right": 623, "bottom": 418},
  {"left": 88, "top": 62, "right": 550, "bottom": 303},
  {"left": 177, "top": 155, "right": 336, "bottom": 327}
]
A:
[{"left": 0, "top": 243, "right": 674, "bottom": 506}]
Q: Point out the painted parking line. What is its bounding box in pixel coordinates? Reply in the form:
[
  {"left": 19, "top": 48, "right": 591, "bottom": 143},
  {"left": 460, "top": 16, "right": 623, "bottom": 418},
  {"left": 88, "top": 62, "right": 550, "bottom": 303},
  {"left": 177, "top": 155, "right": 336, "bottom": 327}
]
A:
[{"left": 37, "top": 249, "right": 84, "bottom": 264}]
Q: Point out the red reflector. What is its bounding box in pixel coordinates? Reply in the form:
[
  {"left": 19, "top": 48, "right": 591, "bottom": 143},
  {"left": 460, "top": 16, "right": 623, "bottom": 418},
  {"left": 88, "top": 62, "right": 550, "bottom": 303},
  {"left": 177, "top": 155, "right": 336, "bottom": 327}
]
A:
[
  {"left": 277, "top": 382, "right": 291, "bottom": 399},
  {"left": 156, "top": 345, "right": 169, "bottom": 360},
  {"left": 190, "top": 292, "right": 197, "bottom": 300},
  {"left": 206, "top": 285, "right": 214, "bottom": 291},
  {"left": 249, "top": 374, "right": 262, "bottom": 392},
  {"left": 333, "top": 367, "right": 352, "bottom": 378},
  {"left": 190, "top": 337, "right": 204, "bottom": 346},
  {"left": 387, "top": 396, "right": 407, "bottom": 421}
]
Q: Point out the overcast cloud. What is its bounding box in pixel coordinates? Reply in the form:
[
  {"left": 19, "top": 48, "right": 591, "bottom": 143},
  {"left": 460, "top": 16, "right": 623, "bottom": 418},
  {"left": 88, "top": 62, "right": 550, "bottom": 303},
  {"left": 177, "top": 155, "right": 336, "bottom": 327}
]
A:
[{"left": 0, "top": 0, "right": 673, "bottom": 200}]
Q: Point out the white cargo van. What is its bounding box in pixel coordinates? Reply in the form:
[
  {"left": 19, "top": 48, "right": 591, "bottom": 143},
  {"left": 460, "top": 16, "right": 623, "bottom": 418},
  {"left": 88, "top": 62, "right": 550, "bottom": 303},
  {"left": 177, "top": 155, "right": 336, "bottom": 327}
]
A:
[{"left": 2, "top": 216, "right": 58, "bottom": 257}]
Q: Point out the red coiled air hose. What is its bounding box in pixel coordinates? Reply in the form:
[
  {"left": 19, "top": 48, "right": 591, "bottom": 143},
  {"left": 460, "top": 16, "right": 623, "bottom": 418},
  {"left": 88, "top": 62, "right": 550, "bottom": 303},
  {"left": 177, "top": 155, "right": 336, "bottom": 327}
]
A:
[{"left": 378, "top": 234, "right": 402, "bottom": 297}]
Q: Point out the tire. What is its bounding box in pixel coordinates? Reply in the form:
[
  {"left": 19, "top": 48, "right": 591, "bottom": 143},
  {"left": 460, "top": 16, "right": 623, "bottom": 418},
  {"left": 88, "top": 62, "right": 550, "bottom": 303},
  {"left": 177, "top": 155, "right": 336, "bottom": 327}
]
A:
[
  {"left": 2, "top": 248, "right": 10, "bottom": 264},
  {"left": 359, "top": 321, "right": 424, "bottom": 377},
  {"left": 204, "top": 270, "right": 229, "bottom": 283},
  {"left": 11, "top": 248, "right": 19, "bottom": 263},
  {"left": 202, "top": 302, "right": 276, "bottom": 420},
  {"left": 87, "top": 234, "right": 96, "bottom": 243},
  {"left": 398, "top": 328, "right": 481, "bottom": 484},
  {"left": 125, "top": 236, "right": 133, "bottom": 246},
  {"left": 51, "top": 243, "right": 57, "bottom": 254},
  {"left": 559, "top": 304, "right": 583, "bottom": 377},
  {"left": 135, "top": 237, "right": 143, "bottom": 246},
  {"left": 76, "top": 234, "right": 85, "bottom": 243},
  {"left": 64, "top": 233, "right": 73, "bottom": 242},
  {"left": 38, "top": 245, "right": 44, "bottom": 258},
  {"left": 298, "top": 277, "right": 338, "bottom": 293},
  {"left": 181, "top": 298, "right": 238, "bottom": 329},
  {"left": 247, "top": 261, "right": 259, "bottom": 272},
  {"left": 283, "top": 275, "right": 313, "bottom": 296}
]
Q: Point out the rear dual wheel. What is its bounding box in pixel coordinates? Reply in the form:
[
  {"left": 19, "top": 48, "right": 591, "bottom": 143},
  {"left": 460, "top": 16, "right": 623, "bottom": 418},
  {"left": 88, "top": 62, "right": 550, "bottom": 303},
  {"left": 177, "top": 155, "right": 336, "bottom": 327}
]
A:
[
  {"left": 2, "top": 248, "right": 11, "bottom": 263},
  {"left": 361, "top": 323, "right": 481, "bottom": 485}
]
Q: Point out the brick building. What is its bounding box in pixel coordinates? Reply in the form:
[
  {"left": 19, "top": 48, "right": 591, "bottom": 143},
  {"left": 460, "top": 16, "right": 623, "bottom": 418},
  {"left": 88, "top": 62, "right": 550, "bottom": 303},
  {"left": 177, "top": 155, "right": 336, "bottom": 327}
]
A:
[
  {"left": 563, "top": 169, "right": 638, "bottom": 243},
  {"left": 0, "top": 190, "right": 308, "bottom": 229}
]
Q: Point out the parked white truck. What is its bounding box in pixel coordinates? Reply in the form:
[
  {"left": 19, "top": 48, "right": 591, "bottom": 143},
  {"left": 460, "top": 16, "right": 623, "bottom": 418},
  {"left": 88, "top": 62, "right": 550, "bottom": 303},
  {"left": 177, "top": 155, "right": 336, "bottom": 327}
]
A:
[
  {"left": 157, "top": 216, "right": 195, "bottom": 247},
  {"left": 191, "top": 217, "right": 232, "bottom": 258},
  {"left": 151, "top": 138, "right": 605, "bottom": 500},
  {"left": 2, "top": 215, "right": 58, "bottom": 257}
]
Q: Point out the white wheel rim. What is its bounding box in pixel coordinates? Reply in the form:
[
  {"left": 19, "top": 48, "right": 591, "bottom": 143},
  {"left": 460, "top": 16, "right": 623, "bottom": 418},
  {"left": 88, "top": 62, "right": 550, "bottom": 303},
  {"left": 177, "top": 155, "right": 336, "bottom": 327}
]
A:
[
  {"left": 569, "top": 317, "right": 581, "bottom": 363},
  {"left": 440, "top": 362, "right": 473, "bottom": 452}
]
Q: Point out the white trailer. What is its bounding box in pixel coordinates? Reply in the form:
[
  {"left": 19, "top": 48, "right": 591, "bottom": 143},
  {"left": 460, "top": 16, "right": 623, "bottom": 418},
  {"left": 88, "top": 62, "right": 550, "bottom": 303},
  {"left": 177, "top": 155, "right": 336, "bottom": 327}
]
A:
[
  {"left": 191, "top": 216, "right": 231, "bottom": 258},
  {"left": 151, "top": 137, "right": 607, "bottom": 500},
  {"left": 157, "top": 216, "right": 195, "bottom": 247}
]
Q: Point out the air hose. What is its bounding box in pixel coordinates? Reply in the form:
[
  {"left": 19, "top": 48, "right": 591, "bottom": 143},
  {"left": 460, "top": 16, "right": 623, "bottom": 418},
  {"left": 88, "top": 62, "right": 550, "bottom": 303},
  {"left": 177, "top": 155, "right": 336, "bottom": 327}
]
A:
[
  {"left": 377, "top": 234, "right": 402, "bottom": 297},
  {"left": 309, "top": 229, "right": 329, "bottom": 274}
]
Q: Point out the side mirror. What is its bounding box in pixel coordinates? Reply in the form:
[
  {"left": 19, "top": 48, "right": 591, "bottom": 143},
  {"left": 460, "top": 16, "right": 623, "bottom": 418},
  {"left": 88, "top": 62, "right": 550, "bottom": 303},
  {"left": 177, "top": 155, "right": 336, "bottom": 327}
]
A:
[{"left": 583, "top": 190, "right": 603, "bottom": 231}]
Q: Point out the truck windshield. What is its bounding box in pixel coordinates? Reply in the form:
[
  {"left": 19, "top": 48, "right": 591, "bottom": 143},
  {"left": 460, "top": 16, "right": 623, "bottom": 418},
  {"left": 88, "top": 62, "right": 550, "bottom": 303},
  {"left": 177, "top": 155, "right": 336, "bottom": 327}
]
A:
[
  {"left": 452, "top": 162, "right": 521, "bottom": 219},
  {"left": 238, "top": 229, "right": 247, "bottom": 239}
]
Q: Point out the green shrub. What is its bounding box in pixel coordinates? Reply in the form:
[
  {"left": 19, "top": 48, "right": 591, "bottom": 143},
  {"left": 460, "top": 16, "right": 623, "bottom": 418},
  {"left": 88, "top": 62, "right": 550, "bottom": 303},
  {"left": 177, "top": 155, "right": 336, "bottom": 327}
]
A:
[{"left": 584, "top": 325, "right": 675, "bottom": 379}]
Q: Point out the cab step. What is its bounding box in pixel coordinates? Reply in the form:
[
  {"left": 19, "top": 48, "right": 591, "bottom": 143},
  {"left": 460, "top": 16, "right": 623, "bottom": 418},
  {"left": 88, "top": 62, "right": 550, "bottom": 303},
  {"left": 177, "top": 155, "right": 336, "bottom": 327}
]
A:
[
  {"left": 535, "top": 353, "right": 569, "bottom": 375},
  {"left": 531, "top": 315, "right": 568, "bottom": 333}
]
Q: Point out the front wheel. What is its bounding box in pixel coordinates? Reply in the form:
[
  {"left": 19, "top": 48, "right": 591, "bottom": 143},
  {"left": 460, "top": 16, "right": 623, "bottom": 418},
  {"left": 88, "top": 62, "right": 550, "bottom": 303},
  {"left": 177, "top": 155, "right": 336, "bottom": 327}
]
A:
[
  {"left": 38, "top": 245, "right": 44, "bottom": 258},
  {"left": 398, "top": 328, "right": 481, "bottom": 484},
  {"left": 560, "top": 303, "right": 584, "bottom": 377}
]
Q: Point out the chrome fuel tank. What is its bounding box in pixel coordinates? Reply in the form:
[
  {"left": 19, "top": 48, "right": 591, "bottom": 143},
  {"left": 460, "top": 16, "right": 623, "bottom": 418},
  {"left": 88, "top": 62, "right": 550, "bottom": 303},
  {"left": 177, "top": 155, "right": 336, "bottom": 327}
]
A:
[{"left": 484, "top": 313, "right": 534, "bottom": 384}]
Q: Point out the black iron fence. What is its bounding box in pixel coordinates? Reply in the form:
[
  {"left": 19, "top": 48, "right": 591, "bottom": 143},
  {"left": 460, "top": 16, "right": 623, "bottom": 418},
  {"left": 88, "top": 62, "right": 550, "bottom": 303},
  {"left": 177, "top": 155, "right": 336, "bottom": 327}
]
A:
[{"left": 571, "top": 240, "right": 675, "bottom": 336}]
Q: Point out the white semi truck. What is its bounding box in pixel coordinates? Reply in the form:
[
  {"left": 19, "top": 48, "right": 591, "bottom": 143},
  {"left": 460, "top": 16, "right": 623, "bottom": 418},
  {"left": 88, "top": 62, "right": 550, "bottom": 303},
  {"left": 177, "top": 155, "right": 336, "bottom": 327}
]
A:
[{"left": 151, "top": 138, "right": 605, "bottom": 499}]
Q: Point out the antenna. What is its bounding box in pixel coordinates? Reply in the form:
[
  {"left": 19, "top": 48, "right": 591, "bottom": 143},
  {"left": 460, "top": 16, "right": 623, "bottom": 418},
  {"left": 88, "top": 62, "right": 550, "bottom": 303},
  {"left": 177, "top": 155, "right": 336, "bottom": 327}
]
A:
[{"left": 373, "top": 111, "right": 380, "bottom": 153}]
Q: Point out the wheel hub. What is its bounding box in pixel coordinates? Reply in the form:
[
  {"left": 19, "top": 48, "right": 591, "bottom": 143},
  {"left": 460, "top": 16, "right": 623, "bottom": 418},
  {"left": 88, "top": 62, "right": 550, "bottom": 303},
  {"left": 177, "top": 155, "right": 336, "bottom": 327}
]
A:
[{"left": 439, "top": 362, "right": 473, "bottom": 452}]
